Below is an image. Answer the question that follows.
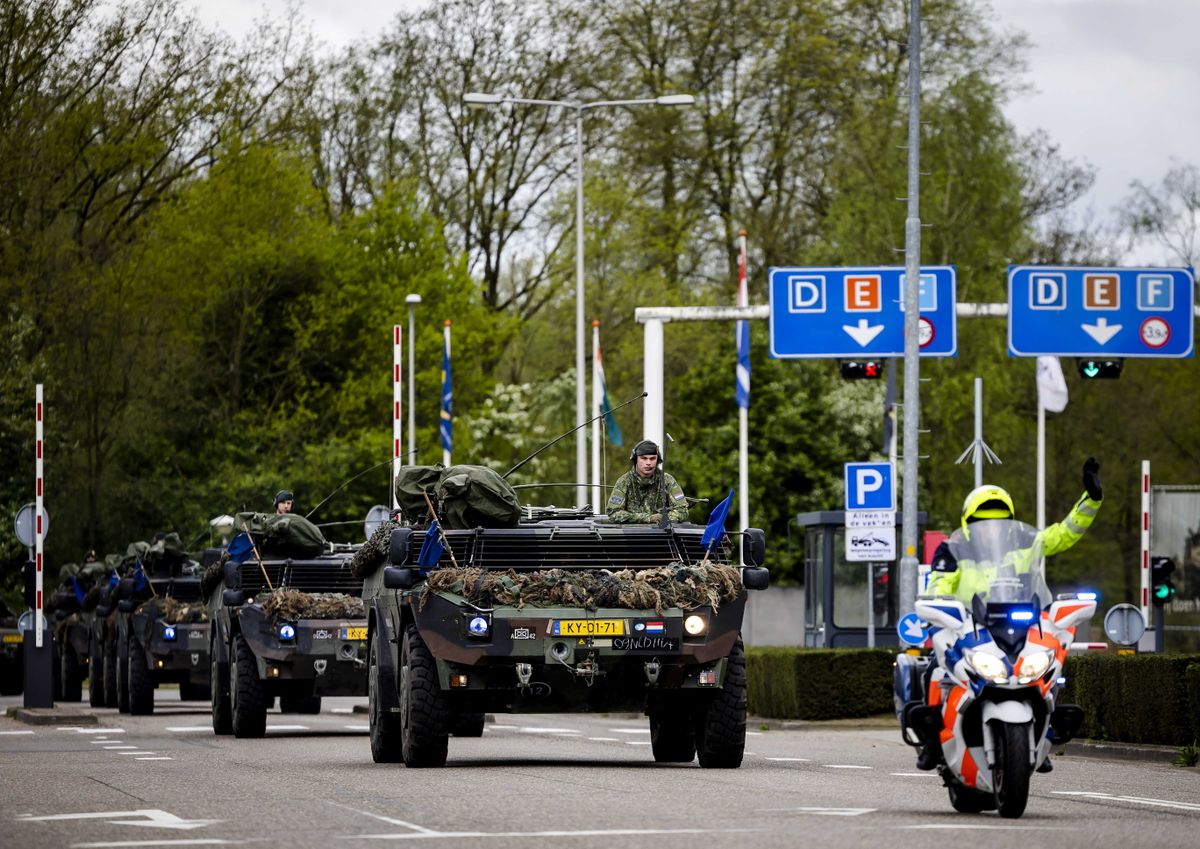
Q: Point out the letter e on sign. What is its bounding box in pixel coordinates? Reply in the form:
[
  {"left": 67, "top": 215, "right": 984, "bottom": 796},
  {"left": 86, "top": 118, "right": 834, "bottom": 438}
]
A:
[
  {"left": 845, "top": 275, "right": 881, "bottom": 312},
  {"left": 1085, "top": 274, "right": 1120, "bottom": 309}
]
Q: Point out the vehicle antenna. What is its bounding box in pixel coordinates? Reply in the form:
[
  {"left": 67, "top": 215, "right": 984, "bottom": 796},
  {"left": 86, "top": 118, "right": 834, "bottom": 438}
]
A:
[
  {"left": 305, "top": 450, "right": 417, "bottom": 520},
  {"left": 504, "top": 392, "right": 646, "bottom": 480}
]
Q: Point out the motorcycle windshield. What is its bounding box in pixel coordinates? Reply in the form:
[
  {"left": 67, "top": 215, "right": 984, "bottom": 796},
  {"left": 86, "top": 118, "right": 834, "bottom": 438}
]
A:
[{"left": 944, "top": 519, "right": 1051, "bottom": 606}]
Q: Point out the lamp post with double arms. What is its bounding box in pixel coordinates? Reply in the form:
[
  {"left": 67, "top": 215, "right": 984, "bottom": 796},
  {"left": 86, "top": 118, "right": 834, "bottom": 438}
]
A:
[{"left": 464, "top": 91, "right": 694, "bottom": 508}]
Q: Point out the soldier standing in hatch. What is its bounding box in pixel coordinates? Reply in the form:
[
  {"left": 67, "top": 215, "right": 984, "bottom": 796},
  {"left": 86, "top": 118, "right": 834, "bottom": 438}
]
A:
[
  {"left": 274, "top": 490, "right": 294, "bottom": 515},
  {"left": 607, "top": 440, "right": 689, "bottom": 524}
]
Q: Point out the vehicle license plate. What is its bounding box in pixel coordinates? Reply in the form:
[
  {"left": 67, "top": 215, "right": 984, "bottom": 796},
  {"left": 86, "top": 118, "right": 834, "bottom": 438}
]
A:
[
  {"left": 550, "top": 619, "right": 625, "bottom": 636},
  {"left": 2, "top": 634, "right": 21, "bottom": 644},
  {"left": 340, "top": 627, "right": 368, "bottom": 640}
]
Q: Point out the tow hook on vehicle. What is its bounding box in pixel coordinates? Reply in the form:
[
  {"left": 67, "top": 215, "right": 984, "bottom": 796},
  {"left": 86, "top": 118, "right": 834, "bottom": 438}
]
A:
[
  {"left": 643, "top": 660, "right": 661, "bottom": 685},
  {"left": 516, "top": 662, "right": 533, "bottom": 689}
]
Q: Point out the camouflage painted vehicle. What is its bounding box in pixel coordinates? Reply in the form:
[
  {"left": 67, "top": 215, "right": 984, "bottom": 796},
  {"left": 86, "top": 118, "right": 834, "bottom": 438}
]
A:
[
  {"left": 0, "top": 599, "right": 22, "bottom": 696},
  {"left": 361, "top": 512, "right": 769, "bottom": 768},
  {"left": 206, "top": 549, "right": 368, "bottom": 738}
]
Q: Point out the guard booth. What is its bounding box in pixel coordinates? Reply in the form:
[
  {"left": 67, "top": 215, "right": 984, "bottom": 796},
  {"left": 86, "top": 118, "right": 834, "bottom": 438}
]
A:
[{"left": 797, "top": 510, "right": 926, "bottom": 648}]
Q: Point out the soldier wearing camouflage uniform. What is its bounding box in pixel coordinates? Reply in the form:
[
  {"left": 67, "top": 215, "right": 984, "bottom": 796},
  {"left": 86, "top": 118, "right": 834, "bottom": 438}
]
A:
[{"left": 607, "top": 440, "right": 689, "bottom": 524}]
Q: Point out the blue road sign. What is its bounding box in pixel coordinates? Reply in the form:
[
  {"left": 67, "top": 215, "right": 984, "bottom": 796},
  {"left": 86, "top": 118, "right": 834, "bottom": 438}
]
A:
[
  {"left": 897, "top": 612, "right": 928, "bottom": 646},
  {"left": 845, "top": 462, "right": 895, "bottom": 511},
  {"left": 768, "top": 266, "right": 957, "bottom": 358},
  {"left": 1008, "top": 266, "right": 1195, "bottom": 357}
]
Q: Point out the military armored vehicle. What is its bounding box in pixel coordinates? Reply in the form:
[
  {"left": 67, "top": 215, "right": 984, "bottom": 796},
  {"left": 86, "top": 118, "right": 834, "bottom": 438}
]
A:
[
  {"left": 205, "top": 513, "right": 368, "bottom": 737},
  {"left": 0, "top": 598, "right": 22, "bottom": 696},
  {"left": 359, "top": 464, "right": 769, "bottom": 769}
]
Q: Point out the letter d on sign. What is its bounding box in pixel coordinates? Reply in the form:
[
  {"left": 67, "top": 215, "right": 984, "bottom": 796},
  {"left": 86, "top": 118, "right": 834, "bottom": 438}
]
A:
[
  {"left": 854, "top": 469, "right": 883, "bottom": 507},
  {"left": 787, "top": 275, "right": 825, "bottom": 313}
]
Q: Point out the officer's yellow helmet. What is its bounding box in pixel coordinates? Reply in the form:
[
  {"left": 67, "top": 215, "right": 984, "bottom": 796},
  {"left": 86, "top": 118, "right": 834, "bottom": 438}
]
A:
[{"left": 961, "top": 484, "right": 1015, "bottom": 531}]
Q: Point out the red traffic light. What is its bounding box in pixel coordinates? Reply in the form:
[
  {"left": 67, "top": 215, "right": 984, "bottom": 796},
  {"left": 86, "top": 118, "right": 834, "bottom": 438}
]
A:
[{"left": 839, "top": 360, "right": 884, "bottom": 380}]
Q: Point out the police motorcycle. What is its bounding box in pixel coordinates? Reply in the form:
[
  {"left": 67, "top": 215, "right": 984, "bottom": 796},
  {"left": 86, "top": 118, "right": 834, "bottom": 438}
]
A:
[{"left": 894, "top": 519, "right": 1092, "bottom": 818}]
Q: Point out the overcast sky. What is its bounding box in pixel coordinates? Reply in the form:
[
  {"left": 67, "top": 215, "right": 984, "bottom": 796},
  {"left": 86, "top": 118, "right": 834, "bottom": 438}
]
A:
[{"left": 191, "top": 0, "right": 1199, "bottom": 259}]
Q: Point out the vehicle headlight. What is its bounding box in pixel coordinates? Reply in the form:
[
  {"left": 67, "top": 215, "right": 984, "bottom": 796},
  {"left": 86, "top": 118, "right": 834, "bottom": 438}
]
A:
[
  {"left": 278, "top": 623, "right": 296, "bottom": 641},
  {"left": 466, "top": 615, "right": 490, "bottom": 638},
  {"left": 1020, "top": 650, "right": 1054, "bottom": 681},
  {"left": 683, "top": 615, "right": 707, "bottom": 636},
  {"left": 162, "top": 625, "right": 177, "bottom": 641},
  {"left": 967, "top": 650, "right": 1007, "bottom": 682}
]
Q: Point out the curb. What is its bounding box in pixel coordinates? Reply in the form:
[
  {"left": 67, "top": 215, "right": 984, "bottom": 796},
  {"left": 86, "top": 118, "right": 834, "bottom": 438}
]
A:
[
  {"left": 5, "top": 706, "right": 99, "bottom": 726},
  {"left": 750, "top": 713, "right": 897, "bottom": 731},
  {"left": 1058, "top": 738, "right": 1183, "bottom": 765}
]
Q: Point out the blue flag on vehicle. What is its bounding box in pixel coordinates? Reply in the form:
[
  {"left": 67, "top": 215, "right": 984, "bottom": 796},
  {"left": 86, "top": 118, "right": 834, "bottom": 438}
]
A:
[
  {"left": 595, "top": 335, "right": 623, "bottom": 447},
  {"left": 71, "top": 575, "right": 85, "bottom": 604},
  {"left": 440, "top": 322, "right": 453, "bottom": 458},
  {"left": 700, "top": 488, "right": 736, "bottom": 550},
  {"left": 132, "top": 560, "right": 149, "bottom": 592},
  {"left": 735, "top": 234, "right": 750, "bottom": 410},
  {"left": 417, "top": 520, "right": 445, "bottom": 568},
  {"left": 227, "top": 532, "right": 254, "bottom": 564},
  {"left": 108, "top": 571, "right": 119, "bottom": 589}
]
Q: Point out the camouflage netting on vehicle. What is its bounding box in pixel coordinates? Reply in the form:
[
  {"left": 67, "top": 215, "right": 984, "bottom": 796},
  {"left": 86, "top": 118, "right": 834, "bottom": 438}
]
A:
[
  {"left": 123, "top": 540, "right": 151, "bottom": 566},
  {"left": 421, "top": 561, "right": 743, "bottom": 615},
  {"left": 200, "top": 553, "right": 229, "bottom": 600},
  {"left": 236, "top": 512, "right": 327, "bottom": 558},
  {"left": 437, "top": 464, "right": 521, "bottom": 529},
  {"left": 143, "top": 533, "right": 189, "bottom": 576},
  {"left": 137, "top": 596, "right": 208, "bottom": 624},
  {"left": 255, "top": 589, "right": 365, "bottom": 622},
  {"left": 394, "top": 465, "right": 443, "bottom": 523},
  {"left": 351, "top": 520, "right": 398, "bottom": 578}
]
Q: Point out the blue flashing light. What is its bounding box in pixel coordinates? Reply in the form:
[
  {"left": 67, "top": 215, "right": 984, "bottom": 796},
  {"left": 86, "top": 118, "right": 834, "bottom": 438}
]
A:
[
  {"left": 1076, "top": 591, "right": 1098, "bottom": 601},
  {"left": 467, "top": 615, "right": 490, "bottom": 637},
  {"left": 1056, "top": 677, "right": 1067, "bottom": 685},
  {"left": 162, "top": 625, "right": 177, "bottom": 641},
  {"left": 278, "top": 623, "right": 296, "bottom": 641},
  {"left": 1009, "top": 610, "right": 1035, "bottom": 622}
]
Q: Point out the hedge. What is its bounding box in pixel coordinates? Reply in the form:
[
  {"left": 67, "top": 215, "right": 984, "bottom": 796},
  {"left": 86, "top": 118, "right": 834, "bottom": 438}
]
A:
[{"left": 746, "top": 647, "right": 1200, "bottom": 746}]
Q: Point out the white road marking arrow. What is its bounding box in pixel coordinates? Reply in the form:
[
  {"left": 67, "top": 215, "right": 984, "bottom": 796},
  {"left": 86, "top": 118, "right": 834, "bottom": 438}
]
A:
[
  {"left": 1081, "top": 317, "right": 1122, "bottom": 345},
  {"left": 842, "top": 319, "right": 885, "bottom": 347},
  {"left": 17, "top": 810, "right": 222, "bottom": 830}
]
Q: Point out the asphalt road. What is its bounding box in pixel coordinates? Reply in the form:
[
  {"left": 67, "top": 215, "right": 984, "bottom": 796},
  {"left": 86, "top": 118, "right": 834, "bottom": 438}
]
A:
[{"left": 2, "top": 689, "right": 1198, "bottom": 849}]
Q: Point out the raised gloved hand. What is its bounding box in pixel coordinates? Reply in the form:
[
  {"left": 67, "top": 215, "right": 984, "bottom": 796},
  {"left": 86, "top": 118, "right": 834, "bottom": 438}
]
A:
[{"left": 1083, "top": 457, "right": 1103, "bottom": 501}]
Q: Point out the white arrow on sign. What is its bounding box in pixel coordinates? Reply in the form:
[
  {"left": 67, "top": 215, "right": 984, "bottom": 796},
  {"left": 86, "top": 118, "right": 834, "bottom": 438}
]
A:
[
  {"left": 16, "top": 809, "right": 222, "bottom": 830},
  {"left": 902, "top": 618, "right": 926, "bottom": 640},
  {"left": 1081, "top": 317, "right": 1122, "bottom": 345},
  {"left": 842, "top": 319, "right": 885, "bottom": 347}
]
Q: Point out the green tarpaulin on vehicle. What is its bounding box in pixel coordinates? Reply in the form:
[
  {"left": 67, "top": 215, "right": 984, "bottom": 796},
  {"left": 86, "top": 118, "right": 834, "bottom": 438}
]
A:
[
  {"left": 437, "top": 465, "right": 521, "bottom": 529},
  {"left": 393, "top": 465, "right": 444, "bottom": 522},
  {"left": 235, "top": 512, "right": 327, "bottom": 558}
]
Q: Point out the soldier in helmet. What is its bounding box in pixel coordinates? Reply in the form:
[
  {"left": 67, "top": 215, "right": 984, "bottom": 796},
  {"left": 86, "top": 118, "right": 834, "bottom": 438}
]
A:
[
  {"left": 274, "top": 490, "right": 294, "bottom": 515},
  {"left": 607, "top": 440, "right": 690, "bottom": 524},
  {"left": 914, "top": 457, "right": 1104, "bottom": 772}
]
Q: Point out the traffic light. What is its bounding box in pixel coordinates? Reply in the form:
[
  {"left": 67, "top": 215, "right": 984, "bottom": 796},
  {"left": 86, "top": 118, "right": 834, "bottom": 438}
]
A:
[
  {"left": 1076, "top": 358, "right": 1124, "bottom": 379},
  {"left": 873, "top": 567, "right": 890, "bottom": 617},
  {"left": 1150, "top": 556, "right": 1177, "bottom": 606},
  {"left": 840, "top": 359, "right": 884, "bottom": 380}
]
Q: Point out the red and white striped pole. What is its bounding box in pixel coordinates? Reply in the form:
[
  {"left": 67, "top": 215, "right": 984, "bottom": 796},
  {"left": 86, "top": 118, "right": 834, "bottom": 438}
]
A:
[
  {"left": 393, "top": 325, "right": 403, "bottom": 511},
  {"left": 35, "top": 384, "right": 44, "bottom": 648},
  {"left": 1140, "top": 459, "right": 1151, "bottom": 622}
]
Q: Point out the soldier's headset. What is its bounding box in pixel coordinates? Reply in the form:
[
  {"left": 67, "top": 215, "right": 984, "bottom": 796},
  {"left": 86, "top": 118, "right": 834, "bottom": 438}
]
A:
[{"left": 629, "top": 440, "right": 663, "bottom": 465}]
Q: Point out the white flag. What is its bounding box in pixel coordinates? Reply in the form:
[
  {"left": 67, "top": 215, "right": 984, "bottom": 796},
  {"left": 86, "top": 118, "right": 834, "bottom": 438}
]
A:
[{"left": 1036, "top": 356, "right": 1068, "bottom": 413}]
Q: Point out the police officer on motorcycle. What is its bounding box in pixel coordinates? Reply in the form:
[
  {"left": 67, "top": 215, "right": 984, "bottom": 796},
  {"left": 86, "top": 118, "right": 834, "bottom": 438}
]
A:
[{"left": 914, "top": 457, "right": 1104, "bottom": 771}]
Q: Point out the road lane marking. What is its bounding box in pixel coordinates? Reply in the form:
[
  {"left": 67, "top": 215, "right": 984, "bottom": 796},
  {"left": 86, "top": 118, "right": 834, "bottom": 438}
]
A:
[
  {"left": 326, "top": 802, "right": 438, "bottom": 833},
  {"left": 135, "top": 757, "right": 173, "bottom": 761},
  {"left": 342, "top": 827, "right": 761, "bottom": 840},
  {"left": 344, "top": 724, "right": 370, "bottom": 731},
  {"left": 891, "top": 772, "right": 938, "bottom": 777},
  {"left": 71, "top": 841, "right": 241, "bottom": 848},
  {"left": 518, "top": 727, "right": 578, "bottom": 734},
  {"left": 74, "top": 728, "right": 124, "bottom": 734},
  {"left": 608, "top": 728, "right": 649, "bottom": 734},
  {"left": 0, "top": 730, "right": 35, "bottom": 735},
  {"left": 766, "top": 757, "right": 811, "bottom": 762},
  {"left": 488, "top": 724, "right": 517, "bottom": 730},
  {"left": 1053, "top": 791, "right": 1200, "bottom": 812},
  {"left": 117, "top": 752, "right": 157, "bottom": 755},
  {"left": 265, "top": 725, "right": 310, "bottom": 731},
  {"left": 165, "top": 726, "right": 211, "bottom": 732},
  {"left": 588, "top": 737, "right": 618, "bottom": 742},
  {"left": 746, "top": 731, "right": 763, "bottom": 736},
  {"left": 901, "top": 824, "right": 1077, "bottom": 830},
  {"left": 758, "top": 807, "right": 875, "bottom": 816},
  {"left": 625, "top": 741, "right": 651, "bottom": 746},
  {"left": 823, "top": 764, "right": 872, "bottom": 769},
  {"left": 103, "top": 745, "right": 139, "bottom": 750}
]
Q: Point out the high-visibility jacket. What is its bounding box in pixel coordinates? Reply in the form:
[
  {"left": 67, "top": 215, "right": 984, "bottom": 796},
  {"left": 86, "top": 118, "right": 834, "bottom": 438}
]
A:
[{"left": 927, "top": 492, "right": 1102, "bottom": 602}]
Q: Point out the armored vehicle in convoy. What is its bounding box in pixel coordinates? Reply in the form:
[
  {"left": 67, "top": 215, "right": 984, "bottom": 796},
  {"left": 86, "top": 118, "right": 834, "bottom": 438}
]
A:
[
  {"left": 359, "top": 464, "right": 769, "bottom": 769},
  {"left": 0, "top": 599, "right": 22, "bottom": 696},
  {"left": 205, "top": 513, "right": 368, "bottom": 737}
]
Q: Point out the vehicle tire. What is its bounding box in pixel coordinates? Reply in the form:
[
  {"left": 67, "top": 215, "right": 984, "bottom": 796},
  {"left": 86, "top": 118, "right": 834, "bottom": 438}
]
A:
[
  {"left": 399, "top": 625, "right": 448, "bottom": 767},
  {"left": 280, "top": 693, "right": 322, "bottom": 714},
  {"left": 231, "top": 633, "right": 267, "bottom": 738},
  {"left": 0, "top": 655, "right": 23, "bottom": 696},
  {"left": 948, "top": 782, "right": 994, "bottom": 813},
  {"left": 51, "top": 641, "right": 62, "bottom": 702},
  {"left": 450, "top": 712, "right": 486, "bottom": 738},
  {"left": 116, "top": 645, "right": 130, "bottom": 714},
  {"left": 650, "top": 712, "right": 696, "bottom": 763},
  {"left": 993, "top": 721, "right": 1032, "bottom": 819},
  {"left": 103, "top": 641, "right": 119, "bottom": 708},
  {"left": 369, "top": 631, "right": 403, "bottom": 763},
  {"left": 210, "top": 632, "right": 232, "bottom": 735},
  {"left": 127, "top": 635, "right": 155, "bottom": 715},
  {"left": 88, "top": 635, "right": 105, "bottom": 707},
  {"left": 693, "top": 637, "right": 747, "bottom": 769},
  {"left": 61, "top": 646, "right": 83, "bottom": 703}
]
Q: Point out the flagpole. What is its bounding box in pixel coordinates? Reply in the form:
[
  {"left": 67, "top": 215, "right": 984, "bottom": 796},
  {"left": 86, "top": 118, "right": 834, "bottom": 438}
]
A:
[
  {"left": 393, "top": 324, "right": 402, "bottom": 511},
  {"left": 736, "top": 230, "right": 750, "bottom": 553},
  {"left": 591, "top": 320, "right": 601, "bottom": 511},
  {"left": 1037, "top": 395, "right": 1046, "bottom": 529},
  {"left": 441, "top": 320, "right": 452, "bottom": 467}
]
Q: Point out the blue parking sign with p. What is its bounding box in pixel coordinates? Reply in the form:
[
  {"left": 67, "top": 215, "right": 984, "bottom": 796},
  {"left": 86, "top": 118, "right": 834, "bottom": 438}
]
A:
[{"left": 845, "top": 462, "right": 895, "bottom": 511}]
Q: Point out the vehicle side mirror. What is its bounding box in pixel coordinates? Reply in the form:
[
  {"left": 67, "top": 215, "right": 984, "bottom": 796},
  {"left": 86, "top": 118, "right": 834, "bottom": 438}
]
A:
[
  {"left": 741, "top": 566, "right": 770, "bottom": 591},
  {"left": 383, "top": 567, "right": 416, "bottom": 590},
  {"left": 389, "top": 527, "right": 413, "bottom": 565},
  {"left": 741, "top": 528, "right": 766, "bottom": 567},
  {"left": 222, "top": 589, "right": 245, "bottom": 607},
  {"left": 117, "top": 599, "right": 134, "bottom": 613}
]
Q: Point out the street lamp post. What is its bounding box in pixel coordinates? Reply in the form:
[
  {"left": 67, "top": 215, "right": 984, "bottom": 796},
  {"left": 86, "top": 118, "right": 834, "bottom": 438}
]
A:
[
  {"left": 406, "top": 293, "right": 421, "bottom": 463},
  {"left": 464, "top": 90, "right": 693, "bottom": 508}
]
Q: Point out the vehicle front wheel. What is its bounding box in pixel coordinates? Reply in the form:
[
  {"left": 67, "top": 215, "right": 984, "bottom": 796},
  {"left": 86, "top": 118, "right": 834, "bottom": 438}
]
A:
[
  {"left": 127, "top": 636, "right": 155, "bottom": 715},
  {"left": 103, "top": 640, "right": 119, "bottom": 708},
  {"left": 693, "top": 638, "right": 747, "bottom": 769},
  {"left": 231, "top": 633, "right": 267, "bottom": 738},
  {"left": 369, "top": 630, "right": 403, "bottom": 763},
  {"left": 88, "top": 635, "right": 105, "bottom": 707},
  {"left": 210, "top": 633, "right": 232, "bottom": 735},
  {"left": 399, "top": 625, "right": 448, "bottom": 767},
  {"left": 115, "top": 645, "right": 130, "bottom": 714},
  {"left": 650, "top": 711, "right": 696, "bottom": 763},
  {"left": 993, "top": 721, "right": 1032, "bottom": 818},
  {"left": 61, "top": 646, "right": 83, "bottom": 703}
]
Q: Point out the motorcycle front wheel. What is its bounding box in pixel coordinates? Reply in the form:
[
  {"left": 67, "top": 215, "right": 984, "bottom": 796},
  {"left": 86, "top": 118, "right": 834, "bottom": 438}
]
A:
[{"left": 993, "top": 721, "right": 1032, "bottom": 818}]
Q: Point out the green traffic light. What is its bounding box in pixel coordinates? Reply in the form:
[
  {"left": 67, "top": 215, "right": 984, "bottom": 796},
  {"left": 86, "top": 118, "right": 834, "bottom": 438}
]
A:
[
  {"left": 1083, "top": 362, "right": 1100, "bottom": 378},
  {"left": 1154, "top": 584, "right": 1171, "bottom": 599}
]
